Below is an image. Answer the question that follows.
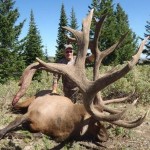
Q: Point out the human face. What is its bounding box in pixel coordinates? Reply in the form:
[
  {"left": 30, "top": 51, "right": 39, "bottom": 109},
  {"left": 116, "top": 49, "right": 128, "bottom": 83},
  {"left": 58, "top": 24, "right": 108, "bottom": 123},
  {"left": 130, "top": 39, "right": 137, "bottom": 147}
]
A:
[{"left": 64, "top": 48, "right": 73, "bottom": 60}]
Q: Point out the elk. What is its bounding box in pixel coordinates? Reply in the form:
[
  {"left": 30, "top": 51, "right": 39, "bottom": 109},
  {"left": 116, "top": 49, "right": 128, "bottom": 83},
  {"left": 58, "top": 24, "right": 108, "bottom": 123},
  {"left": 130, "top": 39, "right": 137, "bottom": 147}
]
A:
[
  {"left": 0, "top": 91, "right": 146, "bottom": 143},
  {"left": 0, "top": 91, "right": 109, "bottom": 142},
  {"left": 0, "top": 9, "right": 148, "bottom": 145}
]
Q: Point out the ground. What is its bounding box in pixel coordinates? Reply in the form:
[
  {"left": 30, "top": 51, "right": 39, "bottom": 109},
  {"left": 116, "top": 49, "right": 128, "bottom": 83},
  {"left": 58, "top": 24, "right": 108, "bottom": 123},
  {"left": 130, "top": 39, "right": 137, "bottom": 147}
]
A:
[{"left": 0, "top": 104, "right": 149, "bottom": 150}]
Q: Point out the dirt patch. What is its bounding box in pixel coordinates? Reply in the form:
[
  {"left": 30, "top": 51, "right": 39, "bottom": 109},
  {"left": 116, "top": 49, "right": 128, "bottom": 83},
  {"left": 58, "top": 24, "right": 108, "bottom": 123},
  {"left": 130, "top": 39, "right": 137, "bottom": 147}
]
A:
[{"left": 104, "top": 121, "right": 150, "bottom": 150}]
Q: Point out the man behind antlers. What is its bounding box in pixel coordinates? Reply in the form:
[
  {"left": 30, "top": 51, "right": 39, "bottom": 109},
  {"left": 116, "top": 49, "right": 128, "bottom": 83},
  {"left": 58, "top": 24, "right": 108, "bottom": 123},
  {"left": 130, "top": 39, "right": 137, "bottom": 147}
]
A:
[{"left": 51, "top": 44, "right": 94, "bottom": 103}]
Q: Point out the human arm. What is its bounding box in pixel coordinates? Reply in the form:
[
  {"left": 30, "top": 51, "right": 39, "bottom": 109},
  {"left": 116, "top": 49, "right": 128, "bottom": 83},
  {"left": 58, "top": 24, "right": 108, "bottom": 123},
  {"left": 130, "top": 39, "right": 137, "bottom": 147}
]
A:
[{"left": 51, "top": 73, "right": 60, "bottom": 94}]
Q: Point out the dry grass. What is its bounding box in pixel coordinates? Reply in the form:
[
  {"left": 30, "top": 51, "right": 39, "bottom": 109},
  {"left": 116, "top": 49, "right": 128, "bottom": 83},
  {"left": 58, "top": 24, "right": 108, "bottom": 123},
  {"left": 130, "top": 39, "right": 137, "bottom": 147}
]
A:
[{"left": 0, "top": 66, "right": 149, "bottom": 149}]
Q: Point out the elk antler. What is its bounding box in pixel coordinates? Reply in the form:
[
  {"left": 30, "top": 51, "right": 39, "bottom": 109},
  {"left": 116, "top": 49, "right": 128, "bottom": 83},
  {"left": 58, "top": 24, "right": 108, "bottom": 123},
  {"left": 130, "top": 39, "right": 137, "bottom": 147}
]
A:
[
  {"left": 36, "top": 9, "right": 149, "bottom": 124},
  {"left": 13, "top": 9, "right": 148, "bottom": 127},
  {"left": 12, "top": 62, "right": 44, "bottom": 106}
]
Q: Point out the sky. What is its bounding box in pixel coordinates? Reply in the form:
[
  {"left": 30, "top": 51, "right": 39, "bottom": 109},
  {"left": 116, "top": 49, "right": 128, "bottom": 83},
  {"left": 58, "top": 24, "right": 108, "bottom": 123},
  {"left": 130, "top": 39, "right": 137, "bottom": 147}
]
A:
[{"left": 14, "top": 0, "right": 150, "bottom": 57}]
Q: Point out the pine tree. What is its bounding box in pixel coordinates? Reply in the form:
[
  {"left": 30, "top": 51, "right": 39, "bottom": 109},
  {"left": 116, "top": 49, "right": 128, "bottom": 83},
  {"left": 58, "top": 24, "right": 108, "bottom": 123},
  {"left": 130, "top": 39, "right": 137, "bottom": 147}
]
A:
[
  {"left": 0, "top": 0, "right": 25, "bottom": 83},
  {"left": 44, "top": 46, "right": 49, "bottom": 61},
  {"left": 55, "top": 3, "right": 68, "bottom": 61},
  {"left": 89, "top": 0, "right": 117, "bottom": 65},
  {"left": 69, "top": 7, "right": 78, "bottom": 55},
  {"left": 143, "top": 20, "right": 150, "bottom": 61},
  {"left": 24, "top": 10, "right": 44, "bottom": 66},
  {"left": 114, "top": 4, "right": 137, "bottom": 64},
  {"left": 88, "top": 0, "right": 137, "bottom": 65}
]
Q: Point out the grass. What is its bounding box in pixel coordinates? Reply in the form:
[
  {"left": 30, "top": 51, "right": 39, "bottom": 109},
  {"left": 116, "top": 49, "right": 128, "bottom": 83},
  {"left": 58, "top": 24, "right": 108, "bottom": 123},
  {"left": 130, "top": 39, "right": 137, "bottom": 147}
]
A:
[{"left": 0, "top": 65, "right": 149, "bottom": 149}]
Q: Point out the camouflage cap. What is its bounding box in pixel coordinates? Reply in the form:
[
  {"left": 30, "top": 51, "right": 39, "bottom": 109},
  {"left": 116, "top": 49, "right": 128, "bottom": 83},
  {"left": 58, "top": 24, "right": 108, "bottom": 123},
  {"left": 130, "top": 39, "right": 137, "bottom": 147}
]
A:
[{"left": 64, "top": 44, "right": 73, "bottom": 50}]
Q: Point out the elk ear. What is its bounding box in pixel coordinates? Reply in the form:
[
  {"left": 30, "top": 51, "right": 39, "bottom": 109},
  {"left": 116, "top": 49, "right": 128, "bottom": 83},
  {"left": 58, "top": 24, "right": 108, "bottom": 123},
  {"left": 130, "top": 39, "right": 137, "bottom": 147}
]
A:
[
  {"left": 80, "top": 124, "right": 89, "bottom": 136},
  {"left": 80, "top": 114, "right": 91, "bottom": 136}
]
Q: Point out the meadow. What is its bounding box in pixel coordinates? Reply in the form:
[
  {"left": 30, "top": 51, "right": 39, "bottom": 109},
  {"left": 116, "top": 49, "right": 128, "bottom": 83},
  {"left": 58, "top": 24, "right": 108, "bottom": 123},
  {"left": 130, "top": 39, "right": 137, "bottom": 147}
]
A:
[{"left": 0, "top": 65, "right": 149, "bottom": 149}]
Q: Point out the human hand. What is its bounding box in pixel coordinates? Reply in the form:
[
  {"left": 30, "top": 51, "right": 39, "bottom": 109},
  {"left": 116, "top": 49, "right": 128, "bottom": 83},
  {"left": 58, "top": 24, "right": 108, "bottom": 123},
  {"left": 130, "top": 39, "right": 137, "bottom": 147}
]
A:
[
  {"left": 51, "top": 90, "right": 57, "bottom": 94},
  {"left": 51, "top": 90, "right": 60, "bottom": 96}
]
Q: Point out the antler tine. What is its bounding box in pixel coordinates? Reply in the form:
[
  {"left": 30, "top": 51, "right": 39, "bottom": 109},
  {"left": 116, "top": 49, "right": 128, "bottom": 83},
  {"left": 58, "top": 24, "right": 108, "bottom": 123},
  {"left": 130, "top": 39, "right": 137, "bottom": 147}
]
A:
[
  {"left": 75, "top": 9, "right": 94, "bottom": 67},
  {"left": 65, "top": 35, "right": 76, "bottom": 44},
  {"left": 12, "top": 62, "right": 43, "bottom": 106},
  {"left": 100, "top": 97, "right": 138, "bottom": 115},
  {"left": 36, "top": 57, "right": 71, "bottom": 74},
  {"left": 62, "top": 26, "right": 82, "bottom": 44},
  {"left": 91, "top": 14, "right": 107, "bottom": 54},
  {"left": 110, "top": 111, "right": 148, "bottom": 128},
  {"left": 129, "top": 36, "right": 149, "bottom": 67},
  {"left": 92, "top": 32, "right": 127, "bottom": 81},
  {"left": 104, "top": 90, "right": 135, "bottom": 105},
  {"left": 89, "top": 12, "right": 114, "bottom": 54},
  {"left": 89, "top": 15, "right": 107, "bottom": 79},
  {"left": 88, "top": 102, "right": 127, "bottom": 122},
  {"left": 92, "top": 32, "right": 128, "bottom": 84},
  {"left": 100, "top": 32, "right": 129, "bottom": 60},
  {"left": 89, "top": 37, "right": 149, "bottom": 96},
  {"left": 83, "top": 92, "right": 139, "bottom": 120}
]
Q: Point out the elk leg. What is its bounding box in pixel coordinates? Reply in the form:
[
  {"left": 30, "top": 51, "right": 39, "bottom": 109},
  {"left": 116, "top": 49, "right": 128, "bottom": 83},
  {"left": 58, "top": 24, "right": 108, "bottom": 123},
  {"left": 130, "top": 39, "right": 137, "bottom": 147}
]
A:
[
  {"left": 97, "top": 122, "right": 108, "bottom": 142},
  {"left": 13, "top": 96, "right": 35, "bottom": 110},
  {"left": 12, "top": 96, "right": 35, "bottom": 114},
  {"left": 0, "top": 114, "right": 28, "bottom": 139}
]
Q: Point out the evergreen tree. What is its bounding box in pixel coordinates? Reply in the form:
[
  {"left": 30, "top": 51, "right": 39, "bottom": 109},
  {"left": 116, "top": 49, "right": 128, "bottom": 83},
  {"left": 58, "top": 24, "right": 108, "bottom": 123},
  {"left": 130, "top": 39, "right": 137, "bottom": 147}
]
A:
[
  {"left": 24, "top": 10, "right": 44, "bottom": 66},
  {"left": 69, "top": 7, "right": 78, "bottom": 55},
  {"left": 44, "top": 46, "right": 49, "bottom": 61},
  {"left": 114, "top": 3, "right": 137, "bottom": 64},
  {"left": 89, "top": 0, "right": 117, "bottom": 65},
  {"left": 0, "top": 0, "right": 25, "bottom": 83},
  {"left": 88, "top": 0, "right": 137, "bottom": 65},
  {"left": 55, "top": 3, "right": 68, "bottom": 61},
  {"left": 142, "top": 20, "right": 150, "bottom": 61}
]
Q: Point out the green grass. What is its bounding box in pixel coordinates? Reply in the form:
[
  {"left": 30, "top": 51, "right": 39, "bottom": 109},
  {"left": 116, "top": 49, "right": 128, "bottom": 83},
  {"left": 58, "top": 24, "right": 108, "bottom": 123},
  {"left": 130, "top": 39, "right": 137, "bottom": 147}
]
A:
[
  {"left": 0, "top": 65, "right": 149, "bottom": 104},
  {"left": 0, "top": 65, "right": 149, "bottom": 149}
]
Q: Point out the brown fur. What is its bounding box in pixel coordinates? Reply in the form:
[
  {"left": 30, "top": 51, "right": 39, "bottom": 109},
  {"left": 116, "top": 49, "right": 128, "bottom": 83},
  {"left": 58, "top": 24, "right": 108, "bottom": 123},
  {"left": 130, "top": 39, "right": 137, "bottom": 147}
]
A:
[{"left": 0, "top": 91, "right": 108, "bottom": 142}]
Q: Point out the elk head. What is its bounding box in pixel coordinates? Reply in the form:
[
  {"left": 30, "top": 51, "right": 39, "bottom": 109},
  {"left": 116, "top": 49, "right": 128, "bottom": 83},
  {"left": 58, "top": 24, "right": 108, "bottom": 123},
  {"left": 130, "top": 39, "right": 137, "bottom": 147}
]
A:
[{"left": 12, "top": 9, "right": 148, "bottom": 129}]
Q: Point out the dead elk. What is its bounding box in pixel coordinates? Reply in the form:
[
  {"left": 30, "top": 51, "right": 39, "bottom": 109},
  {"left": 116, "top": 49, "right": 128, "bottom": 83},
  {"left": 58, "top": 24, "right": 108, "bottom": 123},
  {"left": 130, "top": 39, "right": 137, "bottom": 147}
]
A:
[
  {"left": 0, "top": 90, "right": 146, "bottom": 143},
  {"left": 0, "top": 92, "right": 108, "bottom": 142}
]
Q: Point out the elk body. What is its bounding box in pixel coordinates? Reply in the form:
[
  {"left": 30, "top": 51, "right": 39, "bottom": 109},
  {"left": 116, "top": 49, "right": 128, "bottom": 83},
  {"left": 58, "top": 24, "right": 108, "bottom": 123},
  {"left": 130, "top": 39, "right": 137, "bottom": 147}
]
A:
[
  {"left": 0, "top": 90, "right": 146, "bottom": 143},
  {"left": 0, "top": 90, "right": 108, "bottom": 142}
]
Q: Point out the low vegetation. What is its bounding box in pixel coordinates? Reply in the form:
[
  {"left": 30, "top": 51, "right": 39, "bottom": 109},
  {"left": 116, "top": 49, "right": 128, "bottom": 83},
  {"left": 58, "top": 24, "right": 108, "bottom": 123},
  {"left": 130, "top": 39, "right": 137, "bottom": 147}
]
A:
[{"left": 0, "top": 65, "right": 149, "bottom": 149}]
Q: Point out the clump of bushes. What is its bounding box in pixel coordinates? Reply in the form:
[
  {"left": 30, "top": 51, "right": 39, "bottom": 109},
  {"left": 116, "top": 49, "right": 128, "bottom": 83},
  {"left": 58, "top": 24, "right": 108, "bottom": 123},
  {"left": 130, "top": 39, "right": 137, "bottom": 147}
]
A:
[
  {"left": 0, "top": 65, "right": 149, "bottom": 105},
  {"left": 101, "top": 65, "right": 150, "bottom": 104}
]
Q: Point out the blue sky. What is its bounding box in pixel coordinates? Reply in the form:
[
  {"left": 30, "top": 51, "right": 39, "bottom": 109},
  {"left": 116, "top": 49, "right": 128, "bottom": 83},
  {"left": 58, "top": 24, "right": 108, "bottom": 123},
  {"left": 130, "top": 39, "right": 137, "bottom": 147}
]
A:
[{"left": 14, "top": 0, "right": 150, "bottom": 57}]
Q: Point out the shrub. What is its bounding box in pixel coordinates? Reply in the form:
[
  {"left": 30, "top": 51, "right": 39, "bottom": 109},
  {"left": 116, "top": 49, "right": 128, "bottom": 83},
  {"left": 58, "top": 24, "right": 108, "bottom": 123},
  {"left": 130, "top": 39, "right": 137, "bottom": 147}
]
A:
[{"left": 0, "top": 65, "right": 149, "bottom": 104}]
